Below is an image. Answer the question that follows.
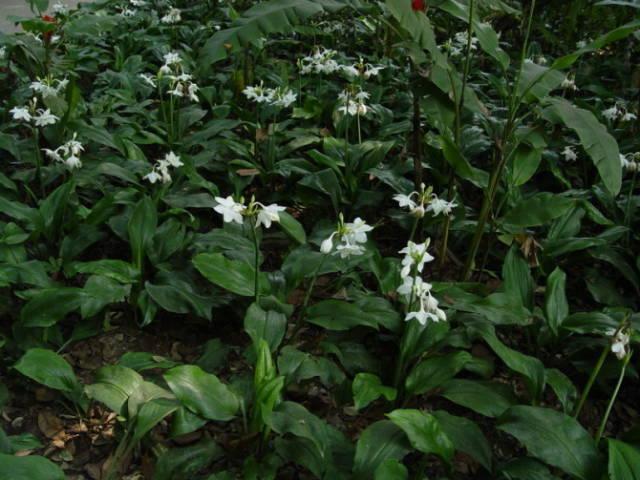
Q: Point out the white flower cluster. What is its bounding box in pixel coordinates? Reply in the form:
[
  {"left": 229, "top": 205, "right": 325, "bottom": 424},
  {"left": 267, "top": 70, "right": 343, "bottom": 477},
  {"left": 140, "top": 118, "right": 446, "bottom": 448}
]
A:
[
  {"left": 10, "top": 97, "right": 59, "bottom": 127},
  {"left": 608, "top": 328, "right": 631, "bottom": 360},
  {"left": 602, "top": 104, "right": 637, "bottom": 122},
  {"left": 30, "top": 76, "right": 68, "bottom": 99},
  {"left": 214, "top": 196, "right": 286, "bottom": 229},
  {"left": 394, "top": 183, "right": 458, "bottom": 218},
  {"left": 139, "top": 51, "right": 199, "bottom": 103},
  {"left": 396, "top": 239, "right": 446, "bottom": 325},
  {"left": 561, "top": 76, "right": 577, "bottom": 91},
  {"left": 338, "top": 89, "right": 369, "bottom": 117},
  {"left": 445, "top": 31, "right": 479, "bottom": 57},
  {"left": 299, "top": 48, "right": 342, "bottom": 75},
  {"left": 562, "top": 145, "right": 578, "bottom": 162},
  {"left": 320, "top": 215, "right": 374, "bottom": 258},
  {"left": 342, "top": 57, "right": 385, "bottom": 79},
  {"left": 243, "top": 82, "right": 297, "bottom": 108},
  {"left": 161, "top": 7, "right": 181, "bottom": 24},
  {"left": 43, "top": 133, "right": 83, "bottom": 169},
  {"left": 620, "top": 153, "right": 639, "bottom": 173},
  {"left": 52, "top": 1, "right": 69, "bottom": 15},
  {"left": 144, "top": 151, "right": 183, "bottom": 184}
]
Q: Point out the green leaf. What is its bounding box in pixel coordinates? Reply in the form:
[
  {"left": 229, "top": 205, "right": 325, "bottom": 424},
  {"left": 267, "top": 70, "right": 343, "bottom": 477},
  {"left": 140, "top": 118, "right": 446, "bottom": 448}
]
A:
[
  {"left": 517, "top": 61, "right": 565, "bottom": 102},
  {"left": 39, "top": 181, "right": 74, "bottom": 241},
  {"left": 164, "top": 366, "right": 239, "bottom": 422},
  {"left": 244, "top": 302, "right": 287, "bottom": 351},
  {"left": 85, "top": 365, "right": 144, "bottom": 415},
  {"left": 387, "top": 409, "right": 454, "bottom": 464},
  {"left": 131, "top": 398, "right": 179, "bottom": 444},
  {"left": 128, "top": 196, "right": 157, "bottom": 269},
  {"left": 374, "top": 459, "right": 408, "bottom": 480},
  {"left": 498, "top": 406, "right": 603, "bottom": 480},
  {"left": 440, "top": 135, "right": 489, "bottom": 188},
  {"left": 154, "top": 439, "right": 223, "bottom": 480},
  {"left": 306, "top": 299, "right": 396, "bottom": 331},
  {"left": 545, "top": 369, "right": 577, "bottom": 415},
  {"left": 439, "top": 379, "right": 516, "bottom": 417},
  {"left": 145, "top": 279, "right": 216, "bottom": 321},
  {"left": 544, "top": 97, "right": 621, "bottom": 195},
  {"left": 69, "top": 260, "right": 139, "bottom": 284},
  {"left": 19, "top": 288, "right": 83, "bottom": 328},
  {"left": 0, "top": 454, "right": 65, "bottom": 480},
  {"left": 200, "top": 0, "right": 353, "bottom": 64},
  {"left": 193, "top": 252, "right": 267, "bottom": 297},
  {"left": 511, "top": 143, "right": 543, "bottom": 186},
  {"left": 502, "top": 246, "right": 534, "bottom": 309},
  {"left": 14, "top": 349, "right": 80, "bottom": 394},
  {"left": 353, "top": 373, "right": 396, "bottom": 410},
  {"left": 469, "top": 322, "right": 545, "bottom": 400},
  {"left": 353, "top": 420, "right": 411, "bottom": 480},
  {"left": 278, "top": 211, "right": 306, "bottom": 244},
  {"left": 432, "top": 410, "right": 492, "bottom": 471},
  {"left": 405, "top": 351, "right": 471, "bottom": 396},
  {"left": 502, "top": 193, "right": 574, "bottom": 228},
  {"left": 544, "top": 267, "right": 569, "bottom": 335},
  {"left": 608, "top": 439, "right": 640, "bottom": 480}
]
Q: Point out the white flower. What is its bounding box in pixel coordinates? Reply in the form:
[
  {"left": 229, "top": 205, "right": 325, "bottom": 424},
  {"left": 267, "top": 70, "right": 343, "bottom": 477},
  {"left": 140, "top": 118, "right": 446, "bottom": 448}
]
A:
[
  {"left": 130, "top": 0, "right": 147, "bottom": 6},
  {"left": 562, "top": 146, "right": 578, "bottom": 162},
  {"left": 320, "top": 215, "right": 373, "bottom": 257},
  {"left": 256, "top": 203, "right": 286, "bottom": 229},
  {"left": 393, "top": 193, "right": 417, "bottom": 210},
  {"left": 272, "top": 89, "right": 297, "bottom": 109},
  {"left": 364, "top": 64, "right": 384, "bottom": 79},
  {"left": 30, "top": 77, "right": 68, "bottom": 98},
  {"left": 320, "top": 233, "right": 336, "bottom": 254},
  {"left": 427, "top": 197, "right": 458, "bottom": 217},
  {"left": 336, "top": 242, "right": 365, "bottom": 258},
  {"left": 52, "top": 1, "right": 68, "bottom": 14},
  {"left": 399, "top": 240, "right": 434, "bottom": 278},
  {"left": 621, "top": 153, "right": 638, "bottom": 173},
  {"left": 214, "top": 196, "right": 246, "bottom": 224},
  {"left": 120, "top": 7, "right": 137, "bottom": 16},
  {"left": 338, "top": 89, "right": 369, "bottom": 117},
  {"left": 622, "top": 112, "right": 637, "bottom": 122},
  {"left": 576, "top": 39, "right": 590, "bottom": 49},
  {"left": 602, "top": 105, "right": 621, "bottom": 121},
  {"left": 397, "top": 276, "right": 446, "bottom": 325},
  {"left": 243, "top": 83, "right": 274, "bottom": 104},
  {"left": 341, "top": 65, "right": 359, "bottom": 77},
  {"left": 139, "top": 73, "right": 157, "bottom": 88},
  {"left": 143, "top": 170, "right": 161, "bottom": 184},
  {"left": 163, "top": 52, "right": 181, "bottom": 66},
  {"left": 299, "top": 47, "right": 342, "bottom": 75},
  {"left": 608, "top": 329, "right": 631, "bottom": 360},
  {"left": 561, "top": 77, "right": 577, "bottom": 91},
  {"left": 344, "top": 217, "right": 373, "bottom": 245},
  {"left": 43, "top": 148, "right": 63, "bottom": 162},
  {"left": 33, "top": 109, "right": 59, "bottom": 127},
  {"left": 0, "top": 46, "right": 6, "bottom": 61},
  {"left": 65, "top": 154, "right": 82, "bottom": 169},
  {"left": 144, "top": 152, "right": 182, "bottom": 184},
  {"left": 161, "top": 7, "right": 181, "bottom": 24},
  {"left": 164, "top": 151, "right": 182, "bottom": 167},
  {"left": 43, "top": 133, "right": 84, "bottom": 169},
  {"left": 10, "top": 106, "right": 31, "bottom": 122}
]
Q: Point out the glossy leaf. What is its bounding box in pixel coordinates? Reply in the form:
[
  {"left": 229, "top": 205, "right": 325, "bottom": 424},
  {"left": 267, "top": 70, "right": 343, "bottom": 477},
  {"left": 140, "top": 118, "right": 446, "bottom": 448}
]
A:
[{"left": 387, "top": 409, "right": 454, "bottom": 464}]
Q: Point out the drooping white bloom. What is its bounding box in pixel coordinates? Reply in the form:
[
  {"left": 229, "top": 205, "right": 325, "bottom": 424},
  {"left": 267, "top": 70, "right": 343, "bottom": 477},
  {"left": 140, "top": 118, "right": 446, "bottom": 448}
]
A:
[
  {"left": 608, "top": 328, "right": 631, "bottom": 360},
  {"left": 214, "top": 196, "right": 246, "bottom": 224},
  {"left": 396, "top": 276, "right": 446, "bottom": 325},
  {"left": 602, "top": 105, "right": 621, "bottom": 121},
  {"left": 341, "top": 64, "right": 360, "bottom": 78},
  {"left": 338, "top": 89, "right": 369, "bottom": 117},
  {"left": 621, "top": 153, "right": 639, "bottom": 173},
  {"left": 130, "top": 0, "right": 147, "bottom": 6},
  {"left": 427, "top": 196, "right": 458, "bottom": 217},
  {"left": 561, "top": 77, "right": 577, "bottom": 91},
  {"left": 43, "top": 133, "right": 84, "bottom": 169},
  {"left": 399, "top": 240, "right": 434, "bottom": 278},
  {"left": 10, "top": 106, "right": 31, "bottom": 122},
  {"left": 139, "top": 73, "right": 157, "bottom": 88},
  {"left": 393, "top": 193, "right": 417, "bottom": 210},
  {"left": 271, "top": 88, "right": 297, "bottom": 108},
  {"left": 0, "top": 46, "right": 6, "bottom": 60},
  {"left": 52, "top": 1, "right": 68, "bottom": 15},
  {"left": 320, "top": 215, "right": 373, "bottom": 258},
  {"left": 144, "top": 151, "right": 183, "bottom": 184},
  {"left": 447, "top": 31, "right": 479, "bottom": 57},
  {"left": 30, "top": 77, "right": 68, "bottom": 98},
  {"left": 161, "top": 7, "right": 181, "bottom": 24},
  {"left": 562, "top": 146, "right": 578, "bottom": 162},
  {"left": 33, "top": 109, "right": 59, "bottom": 127},
  {"left": 256, "top": 203, "right": 286, "bottom": 229},
  {"left": 622, "top": 112, "right": 637, "bottom": 122},
  {"left": 243, "top": 83, "right": 275, "bottom": 104},
  {"left": 163, "top": 52, "right": 181, "bottom": 66},
  {"left": 364, "top": 64, "right": 384, "bottom": 79},
  {"left": 120, "top": 7, "right": 137, "bottom": 17},
  {"left": 299, "top": 47, "right": 342, "bottom": 75}
]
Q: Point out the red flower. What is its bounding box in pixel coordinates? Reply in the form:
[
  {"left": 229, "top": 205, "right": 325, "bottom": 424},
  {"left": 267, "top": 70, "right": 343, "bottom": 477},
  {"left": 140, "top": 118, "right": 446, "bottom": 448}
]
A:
[
  {"left": 41, "top": 15, "right": 56, "bottom": 23},
  {"left": 40, "top": 15, "right": 57, "bottom": 44},
  {"left": 412, "top": 0, "right": 425, "bottom": 11}
]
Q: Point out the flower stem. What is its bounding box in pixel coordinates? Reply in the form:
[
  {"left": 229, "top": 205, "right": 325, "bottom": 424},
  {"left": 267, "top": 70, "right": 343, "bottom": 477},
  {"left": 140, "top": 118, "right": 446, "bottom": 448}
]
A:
[
  {"left": 573, "top": 343, "right": 608, "bottom": 419},
  {"left": 295, "top": 254, "right": 327, "bottom": 332},
  {"left": 624, "top": 169, "right": 637, "bottom": 246},
  {"left": 251, "top": 218, "right": 260, "bottom": 303},
  {"left": 595, "top": 352, "right": 632, "bottom": 445}
]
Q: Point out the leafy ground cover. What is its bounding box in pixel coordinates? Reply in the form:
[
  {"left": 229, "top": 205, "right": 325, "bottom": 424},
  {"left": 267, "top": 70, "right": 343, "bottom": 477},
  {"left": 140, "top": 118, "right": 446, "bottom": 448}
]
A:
[{"left": 0, "top": 0, "right": 639, "bottom": 478}]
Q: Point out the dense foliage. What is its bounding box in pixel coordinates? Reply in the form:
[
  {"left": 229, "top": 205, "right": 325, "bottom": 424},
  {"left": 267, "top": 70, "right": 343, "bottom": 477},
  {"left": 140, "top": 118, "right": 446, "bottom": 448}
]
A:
[{"left": 0, "top": 0, "right": 639, "bottom": 478}]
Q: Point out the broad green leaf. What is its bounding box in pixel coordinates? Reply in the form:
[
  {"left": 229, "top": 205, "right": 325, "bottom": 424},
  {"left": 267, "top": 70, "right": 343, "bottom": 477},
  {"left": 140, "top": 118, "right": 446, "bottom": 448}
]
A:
[
  {"left": 193, "top": 252, "right": 267, "bottom": 297},
  {"left": 433, "top": 410, "right": 492, "bottom": 471},
  {"left": 500, "top": 457, "right": 560, "bottom": 480},
  {"left": 39, "top": 181, "right": 74, "bottom": 241},
  {"left": 19, "top": 288, "right": 83, "bottom": 328},
  {"left": 517, "top": 61, "right": 565, "bottom": 102},
  {"left": 164, "top": 366, "right": 239, "bottom": 422},
  {"left": 439, "top": 379, "right": 516, "bottom": 417},
  {"left": 374, "top": 459, "right": 408, "bottom": 479},
  {"left": 85, "top": 365, "right": 144, "bottom": 415},
  {"left": 69, "top": 260, "right": 139, "bottom": 284},
  {"left": 498, "top": 406, "right": 603, "bottom": 480},
  {"left": 0, "top": 454, "right": 65, "bottom": 480},
  {"left": 544, "top": 267, "right": 569, "bottom": 335},
  {"left": 306, "top": 298, "right": 398, "bottom": 331},
  {"left": 128, "top": 196, "right": 157, "bottom": 269},
  {"left": 511, "top": 143, "right": 543, "bottom": 186},
  {"left": 405, "top": 351, "right": 471, "bottom": 396},
  {"left": 545, "top": 369, "right": 577, "bottom": 414},
  {"left": 131, "top": 398, "right": 179, "bottom": 444},
  {"left": 440, "top": 135, "right": 489, "bottom": 188},
  {"left": 387, "top": 409, "right": 454, "bottom": 464},
  {"left": 469, "top": 322, "right": 545, "bottom": 400},
  {"left": 145, "top": 279, "right": 216, "bottom": 321},
  {"left": 278, "top": 346, "right": 346, "bottom": 387},
  {"left": 608, "top": 439, "right": 640, "bottom": 480},
  {"left": 353, "top": 420, "right": 411, "bottom": 480},
  {"left": 501, "top": 193, "right": 574, "bottom": 228},
  {"left": 244, "top": 302, "right": 287, "bottom": 351},
  {"left": 278, "top": 211, "right": 306, "bottom": 244},
  {"left": 14, "top": 349, "right": 80, "bottom": 394},
  {"left": 502, "top": 246, "right": 534, "bottom": 310},
  {"left": 544, "top": 97, "right": 621, "bottom": 195},
  {"left": 352, "top": 373, "right": 396, "bottom": 410},
  {"left": 154, "top": 439, "right": 223, "bottom": 480}
]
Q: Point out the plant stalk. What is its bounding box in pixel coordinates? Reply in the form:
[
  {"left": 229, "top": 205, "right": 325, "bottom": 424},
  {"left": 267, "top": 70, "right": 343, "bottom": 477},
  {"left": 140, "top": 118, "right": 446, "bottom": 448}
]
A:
[
  {"left": 595, "top": 352, "right": 632, "bottom": 445},
  {"left": 574, "top": 343, "right": 609, "bottom": 419}
]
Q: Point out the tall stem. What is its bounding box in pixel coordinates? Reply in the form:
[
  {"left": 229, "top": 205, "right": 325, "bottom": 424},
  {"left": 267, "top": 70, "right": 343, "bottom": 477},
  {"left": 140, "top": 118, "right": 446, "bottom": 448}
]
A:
[
  {"left": 573, "top": 343, "right": 608, "bottom": 419},
  {"left": 251, "top": 219, "right": 260, "bottom": 303},
  {"left": 595, "top": 352, "right": 632, "bottom": 445},
  {"left": 624, "top": 169, "right": 637, "bottom": 246},
  {"left": 33, "top": 128, "right": 44, "bottom": 198},
  {"left": 411, "top": 64, "right": 423, "bottom": 188},
  {"left": 461, "top": 0, "right": 537, "bottom": 281},
  {"left": 295, "top": 254, "right": 327, "bottom": 332}
]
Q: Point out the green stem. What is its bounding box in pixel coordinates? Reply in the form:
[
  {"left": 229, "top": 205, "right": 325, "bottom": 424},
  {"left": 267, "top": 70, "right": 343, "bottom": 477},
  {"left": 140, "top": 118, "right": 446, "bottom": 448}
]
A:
[
  {"left": 595, "top": 352, "right": 632, "bottom": 446},
  {"left": 624, "top": 169, "right": 637, "bottom": 246},
  {"left": 295, "top": 254, "right": 327, "bottom": 332},
  {"left": 574, "top": 343, "right": 609, "bottom": 419},
  {"left": 33, "top": 128, "right": 44, "bottom": 197},
  {"left": 251, "top": 218, "right": 260, "bottom": 303},
  {"left": 438, "top": 216, "right": 451, "bottom": 271},
  {"left": 408, "top": 215, "right": 420, "bottom": 243}
]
